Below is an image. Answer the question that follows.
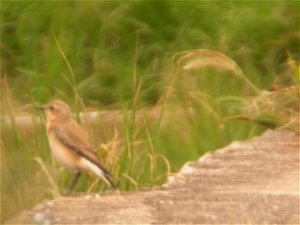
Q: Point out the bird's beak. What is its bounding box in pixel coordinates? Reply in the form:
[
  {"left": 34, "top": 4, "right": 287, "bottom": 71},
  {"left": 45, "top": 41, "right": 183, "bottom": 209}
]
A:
[{"left": 35, "top": 105, "right": 46, "bottom": 110}]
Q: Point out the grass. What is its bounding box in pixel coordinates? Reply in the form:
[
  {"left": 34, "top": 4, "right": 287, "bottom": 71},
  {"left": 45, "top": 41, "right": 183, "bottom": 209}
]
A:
[{"left": 1, "top": 1, "right": 299, "bottom": 223}]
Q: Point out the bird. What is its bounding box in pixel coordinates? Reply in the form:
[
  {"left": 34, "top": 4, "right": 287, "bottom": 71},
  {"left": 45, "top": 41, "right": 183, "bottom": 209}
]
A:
[{"left": 37, "top": 100, "right": 116, "bottom": 192}]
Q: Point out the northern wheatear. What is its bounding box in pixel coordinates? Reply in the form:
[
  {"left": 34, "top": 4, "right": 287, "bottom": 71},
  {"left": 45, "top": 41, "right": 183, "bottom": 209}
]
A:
[{"left": 37, "top": 100, "right": 116, "bottom": 191}]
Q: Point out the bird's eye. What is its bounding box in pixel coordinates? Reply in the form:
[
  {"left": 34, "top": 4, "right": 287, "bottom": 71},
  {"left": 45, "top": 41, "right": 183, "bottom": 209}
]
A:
[{"left": 49, "top": 106, "right": 55, "bottom": 110}]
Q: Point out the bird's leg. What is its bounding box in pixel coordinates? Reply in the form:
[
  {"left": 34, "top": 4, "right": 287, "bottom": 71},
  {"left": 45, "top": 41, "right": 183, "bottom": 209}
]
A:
[{"left": 68, "top": 172, "right": 81, "bottom": 193}]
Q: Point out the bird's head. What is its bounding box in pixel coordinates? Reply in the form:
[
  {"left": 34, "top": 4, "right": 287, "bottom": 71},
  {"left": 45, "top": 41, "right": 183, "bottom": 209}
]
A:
[{"left": 36, "top": 100, "right": 72, "bottom": 122}]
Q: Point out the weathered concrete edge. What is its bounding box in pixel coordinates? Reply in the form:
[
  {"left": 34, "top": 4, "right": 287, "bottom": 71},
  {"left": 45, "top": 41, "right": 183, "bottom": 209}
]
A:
[
  {"left": 5, "top": 129, "right": 299, "bottom": 224},
  {"left": 163, "top": 129, "right": 298, "bottom": 188}
]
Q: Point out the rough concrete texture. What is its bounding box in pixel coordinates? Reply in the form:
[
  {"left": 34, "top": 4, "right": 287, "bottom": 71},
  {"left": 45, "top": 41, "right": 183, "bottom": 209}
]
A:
[{"left": 6, "top": 130, "right": 300, "bottom": 224}]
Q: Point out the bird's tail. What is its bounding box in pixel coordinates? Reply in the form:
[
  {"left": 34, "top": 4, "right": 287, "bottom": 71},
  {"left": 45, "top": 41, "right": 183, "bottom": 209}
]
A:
[{"left": 81, "top": 158, "right": 116, "bottom": 189}]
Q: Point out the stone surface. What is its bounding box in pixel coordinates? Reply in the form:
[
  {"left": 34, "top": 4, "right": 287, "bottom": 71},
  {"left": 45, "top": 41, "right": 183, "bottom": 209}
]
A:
[{"left": 6, "top": 130, "right": 300, "bottom": 224}]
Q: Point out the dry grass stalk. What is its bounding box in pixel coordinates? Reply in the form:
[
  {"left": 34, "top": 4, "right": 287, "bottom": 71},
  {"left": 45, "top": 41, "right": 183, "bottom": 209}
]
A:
[{"left": 172, "top": 49, "right": 243, "bottom": 76}]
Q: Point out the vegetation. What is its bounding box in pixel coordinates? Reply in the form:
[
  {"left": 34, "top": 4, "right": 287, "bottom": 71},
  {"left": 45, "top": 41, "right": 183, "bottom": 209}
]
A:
[{"left": 1, "top": 1, "right": 299, "bottom": 223}]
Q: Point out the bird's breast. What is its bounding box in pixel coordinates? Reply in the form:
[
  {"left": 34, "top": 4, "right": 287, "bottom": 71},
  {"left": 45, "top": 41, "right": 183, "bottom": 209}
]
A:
[{"left": 47, "top": 127, "right": 81, "bottom": 172}]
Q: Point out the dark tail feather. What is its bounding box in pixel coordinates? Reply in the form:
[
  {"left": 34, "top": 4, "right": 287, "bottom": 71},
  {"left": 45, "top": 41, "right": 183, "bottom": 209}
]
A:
[
  {"left": 95, "top": 163, "right": 116, "bottom": 189},
  {"left": 103, "top": 172, "right": 117, "bottom": 190},
  {"left": 83, "top": 158, "right": 116, "bottom": 189}
]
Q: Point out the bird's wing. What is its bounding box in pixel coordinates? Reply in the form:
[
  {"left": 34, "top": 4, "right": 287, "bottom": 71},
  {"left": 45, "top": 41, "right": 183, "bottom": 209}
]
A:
[{"left": 51, "top": 123, "right": 110, "bottom": 175}]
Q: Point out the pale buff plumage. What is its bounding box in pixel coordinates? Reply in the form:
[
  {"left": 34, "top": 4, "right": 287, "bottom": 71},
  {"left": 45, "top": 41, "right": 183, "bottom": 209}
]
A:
[{"left": 39, "top": 100, "right": 115, "bottom": 190}]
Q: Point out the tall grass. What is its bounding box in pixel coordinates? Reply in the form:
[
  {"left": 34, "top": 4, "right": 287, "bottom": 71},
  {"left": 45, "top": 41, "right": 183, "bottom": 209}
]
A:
[
  {"left": 1, "top": 1, "right": 299, "bottom": 223},
  {"left": 2, "top": 1, "right": 299, "bottom": 105}
]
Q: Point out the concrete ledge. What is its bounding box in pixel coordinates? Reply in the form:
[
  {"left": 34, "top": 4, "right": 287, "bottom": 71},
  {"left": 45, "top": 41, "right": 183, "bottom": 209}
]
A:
[{"left": 6, "top": 130, "right": 299, "bottom": 224}]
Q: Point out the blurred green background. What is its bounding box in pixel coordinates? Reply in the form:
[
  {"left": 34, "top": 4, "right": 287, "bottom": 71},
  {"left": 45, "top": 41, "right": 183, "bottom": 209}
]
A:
[
  {"left": 2, "top": 1, "right": 298, "bottom": 105},
  {"left": 1, "top": 1, "right": 299, "bottom": 223}
]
